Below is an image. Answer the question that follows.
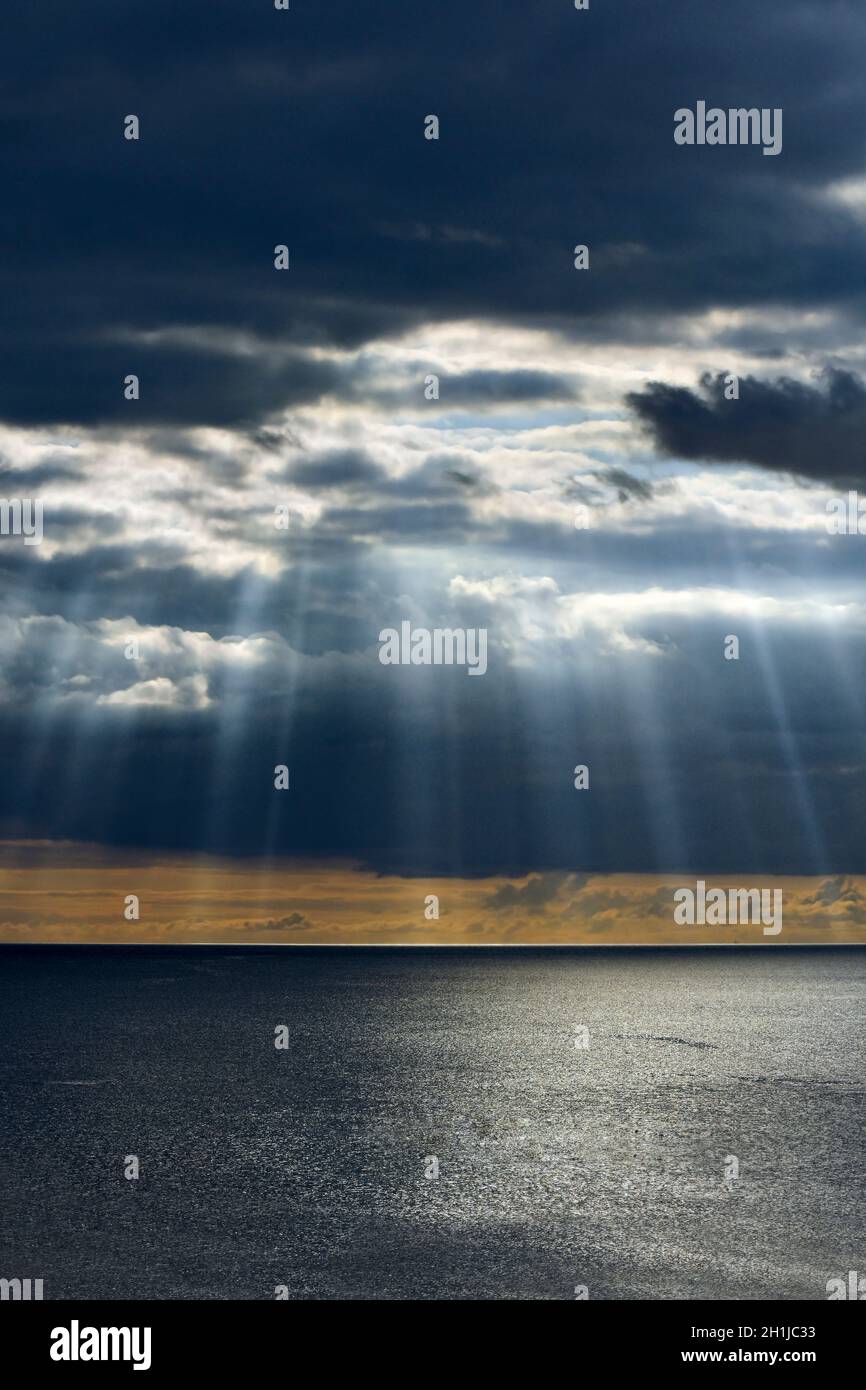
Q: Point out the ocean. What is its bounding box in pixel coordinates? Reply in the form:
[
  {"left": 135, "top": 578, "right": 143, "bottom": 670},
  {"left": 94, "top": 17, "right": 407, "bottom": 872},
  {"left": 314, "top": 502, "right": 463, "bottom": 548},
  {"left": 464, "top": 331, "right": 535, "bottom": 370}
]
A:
[{"left": 0, "top": 946, "right": 862, "bottom": 1300}]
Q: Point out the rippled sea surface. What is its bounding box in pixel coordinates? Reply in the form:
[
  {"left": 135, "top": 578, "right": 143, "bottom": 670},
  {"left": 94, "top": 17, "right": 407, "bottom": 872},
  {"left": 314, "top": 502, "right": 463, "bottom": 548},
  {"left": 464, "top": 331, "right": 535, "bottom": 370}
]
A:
[{"left": 0, "top": 946, "right": 863, "bottom": 1300}]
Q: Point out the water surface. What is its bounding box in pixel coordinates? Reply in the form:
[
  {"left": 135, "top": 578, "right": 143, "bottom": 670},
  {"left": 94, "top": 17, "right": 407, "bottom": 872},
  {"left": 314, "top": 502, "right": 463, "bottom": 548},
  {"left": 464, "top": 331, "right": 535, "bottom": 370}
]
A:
[{"left": 0, "top": 946, "right": 862, "bottom": 1300}]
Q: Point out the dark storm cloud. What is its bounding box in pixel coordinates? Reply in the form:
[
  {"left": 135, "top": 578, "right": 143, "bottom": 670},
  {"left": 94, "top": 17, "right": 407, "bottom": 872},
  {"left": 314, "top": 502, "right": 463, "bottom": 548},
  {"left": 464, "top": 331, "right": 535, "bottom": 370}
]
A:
[
  {"left": 423, "top": 369, "right": 578, "bottom": 406},
  {"left": 628, "top": 370, "right": 866, "bottom": 486},
  {"left": 594, "top": 468, "right": 655, "bottom": 504},
  {"left": 3, "top": 0, "right": 866, "bottom": 425},
  {"left": 801, "top": 877, "right": 866, "bottom": 910},
  {"left": 485, "top": 873, "right": 575, "bottom": 913},
  {"left": 364, "top": 369, "right": 581, "bottom": 411},
  {"left": 392, "top": 455, "right": 499, "bottom": 499},
  {"left": 0, "top": 340, "right": 345, "bottom": 429},
  {"left": 274, "top": 451, "right": 500, "bottom": 536},
  {"left": 288, "top": 449, "right": 386, "bottom": 490},
  {"left": 255, "top": 912, "right": 314, "bottom": 932},
  {"left": 0, "top": 339, "right": 582, "bottom": 430},
  {"left": 0, "top": 460, "right": 81, "bottom": 488},
  {"left": 251, "top": 426, "right": 305, "bottom": 453},
  {"left": 3, "top": 0, "right": 866, "bottom": 885}
]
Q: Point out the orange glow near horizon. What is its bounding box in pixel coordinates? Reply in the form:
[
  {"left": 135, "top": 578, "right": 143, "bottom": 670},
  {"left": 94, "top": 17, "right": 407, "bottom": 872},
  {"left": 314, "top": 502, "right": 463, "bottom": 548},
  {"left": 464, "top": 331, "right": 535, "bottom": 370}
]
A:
[{"left": 1, "top": 841, "right": 864, "bottom": 945}]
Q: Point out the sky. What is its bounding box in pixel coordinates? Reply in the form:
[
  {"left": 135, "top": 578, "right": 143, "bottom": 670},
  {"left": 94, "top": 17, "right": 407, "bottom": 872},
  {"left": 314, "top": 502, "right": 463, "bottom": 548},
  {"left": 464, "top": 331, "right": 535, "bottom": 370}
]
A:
[{"left": 1, "top": 0, "right": 866, "bottom": 943}]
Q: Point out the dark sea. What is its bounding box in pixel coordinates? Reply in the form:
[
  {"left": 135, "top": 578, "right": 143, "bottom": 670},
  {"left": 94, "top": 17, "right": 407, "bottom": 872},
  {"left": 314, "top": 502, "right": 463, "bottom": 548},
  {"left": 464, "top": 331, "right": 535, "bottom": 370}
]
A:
[{"left": 0, "top": 946, "right": 863, "bottom": 1301}]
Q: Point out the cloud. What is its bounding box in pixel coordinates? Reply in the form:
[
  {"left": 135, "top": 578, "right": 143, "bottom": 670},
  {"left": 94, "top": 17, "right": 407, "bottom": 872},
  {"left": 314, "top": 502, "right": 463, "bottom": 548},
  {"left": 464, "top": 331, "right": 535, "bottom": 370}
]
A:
[
  {"left": 2, "top": 1, "right": 866, "bottom": 903},
  {"left": 628, "top": 370, "right": 866, "bottom": 486},
  {"left": 411, "top": 369, "right": 579, "bottom": 406},
  {"left": 597, "top": 468, "right": 655, "bottom": 504},
  {"left": 801, "top": 876, "right": 866, "bottom": 911},
  {"left": 1, "top": 849, "right": 862, "bottom": 942},
  {"left": 252, "top": 912, "right": 314, "bottom": 932},
  {"left": 288, "top": 448, "right": 387, "bottom": 490},
  {"left": 96, "top": 673, "right": 212, "bottom": 711},
  {"left": 0, "top": 459, "right": 81, "bottom": 488},
  {"left": 486, "top": 873, "right": 571, "bottom": 913},
  {"left": 5, "top": 0, "right": 866, "bottom": 432}
]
